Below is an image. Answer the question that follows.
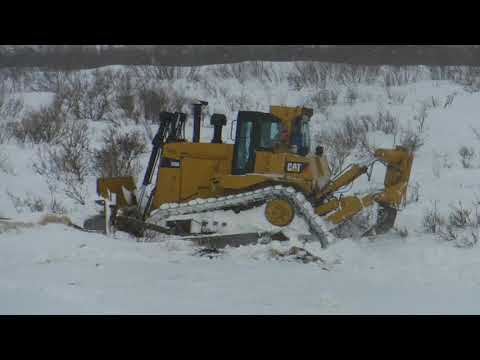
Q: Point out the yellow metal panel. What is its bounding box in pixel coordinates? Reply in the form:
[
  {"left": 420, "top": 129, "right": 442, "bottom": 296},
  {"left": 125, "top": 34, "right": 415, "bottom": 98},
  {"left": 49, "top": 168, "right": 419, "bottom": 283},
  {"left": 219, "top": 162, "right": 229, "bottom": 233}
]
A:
[
  {"left": 152, "top": 168, "right": 181, "bottom": 208},
  {"left": 150, "top": 142, "right": 234, "bottom": 210},
  {"left": 218, "top": 174, "right": 270, "bottom": 190},
  {"left": 315, "top": 198, "right": 340, "bottom": 216},
  {"left": 324, "top": 194, "right": 376, "bottom": 225},
  {"left": 97, "top": 176, "right": 137, "bottom": 207},
  {"left": 180, "top": 158, "right": 222, "bottom": 201},
  {"left": 254, "top": 151, "right": 286, "bottom": 174},
  {"left": 163, "top": 143, "right": 234, "bottom": 161}
]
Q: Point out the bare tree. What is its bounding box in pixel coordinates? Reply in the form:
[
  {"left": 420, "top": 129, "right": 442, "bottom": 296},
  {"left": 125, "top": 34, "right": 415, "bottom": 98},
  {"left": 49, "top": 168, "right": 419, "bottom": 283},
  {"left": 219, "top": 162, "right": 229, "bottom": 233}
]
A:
[
  {"left": 33, "top": 120, "right": 91, "bottom": 205},
  {"left": 93, "top": 126, "right": 147, "bottom": 178}
]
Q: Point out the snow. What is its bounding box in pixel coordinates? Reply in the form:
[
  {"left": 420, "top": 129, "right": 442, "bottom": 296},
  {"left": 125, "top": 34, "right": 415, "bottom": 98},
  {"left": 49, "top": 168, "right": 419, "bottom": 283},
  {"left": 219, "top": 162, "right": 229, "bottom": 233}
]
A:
[
  {"left": 2, "top": 63, "right": 480, "bottom": 314},
  {"left": 2, "top": 224, "right": 480, "bottom": 314}
]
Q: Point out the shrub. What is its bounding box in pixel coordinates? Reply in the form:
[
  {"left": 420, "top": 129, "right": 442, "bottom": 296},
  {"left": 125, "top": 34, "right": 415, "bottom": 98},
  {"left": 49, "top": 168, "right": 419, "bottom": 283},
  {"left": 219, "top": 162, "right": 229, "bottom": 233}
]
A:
[
  {"left": 15, "top": 96, "right": 66, "bottom": 144},
  {"left": 448, "top": 202, "right": 473, "bottom": 228},
  {"left": 0, "top": 122, "right": 12, "bottom": 144},
  {"left": 345, "top": 87, "right": 359, "bottom": 105},
  {"left": 93, "top": 127, "right": 147, "bottom": 178},
  {"left": 0, "top": 94, "right": 23, "bottom": 119},
  {"left": 212, "top": 62, "right": 281, "bottom": 84},
  {"left": 309, "top": 89, "right": 339, "bottom": 112},
  {"left": 0, "top": 152, "right": 13, "bottom": 174},
  {"left": 6, "top": 190, "right": 46, "bottom": 213},
  {"left": 399, "top": 128, "right": 424, "bottom": 154},
  {"left": 316, "top": 117, "right": 366, "bottom": 174},
  {"left": 33, "top": 120, "right": 91, "bottom": 205},
  {"left": 406, "top": 182, "right": 421, "bottom": 204},
  {"left": 59, "top": 69, "right": 115, "bottom": 122},
  {"left": 316, "top": 112, "right": 400, "bottom": 174},
  {"left": 288, "top": 62, "right": 329, "bottom": 89},
  {"left": 427, "top": 202, "right": 480, "bottom": 248},
  {"left": 132, "top": 65, "right": 200, "bottom": 84},
  {"left": 385, "top": 86, "right": 407, "bottom": 105},
  {"left": 423, "top": 202, "right": 444, "bottom": 233},
  {"left": 458, "top": 146, "right": 475, "bottom": 168},
  {"left": 137, "top": 87, "right": 185, "bottom": 122},
  {"left": 398, "top": 227, "right": 409, "bottom": 238},
  {"left": 113, "top": 70, "right": 141, "bottom": 122}
]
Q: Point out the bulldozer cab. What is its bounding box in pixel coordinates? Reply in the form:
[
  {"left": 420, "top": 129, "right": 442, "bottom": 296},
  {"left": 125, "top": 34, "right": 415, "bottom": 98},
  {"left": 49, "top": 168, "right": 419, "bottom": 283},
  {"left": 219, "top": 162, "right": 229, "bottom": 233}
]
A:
[{"left": 231, "top": 107, "right": 313, "bottom": 175}]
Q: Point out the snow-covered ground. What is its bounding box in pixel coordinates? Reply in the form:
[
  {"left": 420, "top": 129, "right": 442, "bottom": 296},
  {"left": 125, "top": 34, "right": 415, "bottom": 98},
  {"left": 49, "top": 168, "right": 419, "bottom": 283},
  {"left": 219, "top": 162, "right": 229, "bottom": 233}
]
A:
[{"left": 2, "top": 63, "right": 480, "bottom": 314}]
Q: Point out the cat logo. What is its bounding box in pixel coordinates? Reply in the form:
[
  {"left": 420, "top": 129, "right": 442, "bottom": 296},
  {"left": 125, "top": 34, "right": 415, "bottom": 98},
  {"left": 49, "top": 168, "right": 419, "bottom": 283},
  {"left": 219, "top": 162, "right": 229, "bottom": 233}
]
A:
[{"left": 285, "top": 162, "right": 304, "bottom": 173}]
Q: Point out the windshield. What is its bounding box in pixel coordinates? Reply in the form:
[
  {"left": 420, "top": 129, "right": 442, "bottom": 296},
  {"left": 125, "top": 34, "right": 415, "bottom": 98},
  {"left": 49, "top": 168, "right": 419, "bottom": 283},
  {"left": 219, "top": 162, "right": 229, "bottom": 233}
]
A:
[
  {"left": 259, "top": 120, "right": 282, "bottom": 149},
  {"left": 291, "top": 116, "right": 311, "bottom": 156},
  {"left": 236, "top": 119, "right": 254, "bottom": 172}
]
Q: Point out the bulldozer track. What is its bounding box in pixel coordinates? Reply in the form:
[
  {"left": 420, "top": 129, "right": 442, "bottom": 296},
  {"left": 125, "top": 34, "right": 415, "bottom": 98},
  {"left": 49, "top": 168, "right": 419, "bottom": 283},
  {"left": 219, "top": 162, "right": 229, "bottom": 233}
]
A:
[{"left": 143, "top": 185, "right": 336, "bottom": 248}]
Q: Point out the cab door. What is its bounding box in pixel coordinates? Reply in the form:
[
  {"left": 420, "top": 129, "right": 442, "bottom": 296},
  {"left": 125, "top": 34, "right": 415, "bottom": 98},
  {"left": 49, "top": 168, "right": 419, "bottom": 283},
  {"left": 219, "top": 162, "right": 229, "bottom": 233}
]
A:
[{"left": 231, "top": 111, "right": 282, "bottom": 175}]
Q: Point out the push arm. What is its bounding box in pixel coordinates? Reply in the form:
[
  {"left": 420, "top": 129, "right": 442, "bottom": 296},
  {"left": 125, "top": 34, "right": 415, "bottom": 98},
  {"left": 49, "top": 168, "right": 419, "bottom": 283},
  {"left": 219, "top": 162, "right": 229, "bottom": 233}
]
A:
[{"left": 315, "top": 146, "right": 414, "bottom": 229}]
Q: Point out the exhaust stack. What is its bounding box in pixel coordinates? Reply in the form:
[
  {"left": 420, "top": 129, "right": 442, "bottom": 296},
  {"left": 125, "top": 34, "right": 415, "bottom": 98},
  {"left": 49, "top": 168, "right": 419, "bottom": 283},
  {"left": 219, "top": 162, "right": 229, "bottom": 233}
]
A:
[
  {"left": 192, "top": 100, "right": 208, "bottom": 143},
  {"left": 210, "top": 114, "right": 227, "bottom": 144}
]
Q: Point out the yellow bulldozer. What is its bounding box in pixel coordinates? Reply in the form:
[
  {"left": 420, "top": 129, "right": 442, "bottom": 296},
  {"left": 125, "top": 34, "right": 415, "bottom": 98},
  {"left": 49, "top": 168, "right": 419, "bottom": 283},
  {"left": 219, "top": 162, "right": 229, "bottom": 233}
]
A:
[{"left": 87, "top": 101, "right": 413, "bottom": 248}]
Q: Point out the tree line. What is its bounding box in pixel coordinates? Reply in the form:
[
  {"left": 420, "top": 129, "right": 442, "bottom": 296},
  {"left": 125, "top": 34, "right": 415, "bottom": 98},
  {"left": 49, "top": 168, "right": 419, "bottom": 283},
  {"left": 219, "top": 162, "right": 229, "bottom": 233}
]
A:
[{"left": 1, "top": 45, "right": 480, "bottom": 70}]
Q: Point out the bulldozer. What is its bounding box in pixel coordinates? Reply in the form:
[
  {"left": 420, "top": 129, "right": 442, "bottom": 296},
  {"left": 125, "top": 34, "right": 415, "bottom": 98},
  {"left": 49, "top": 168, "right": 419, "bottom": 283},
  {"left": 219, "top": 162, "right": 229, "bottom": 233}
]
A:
[{"left": 87, "top": 100, "right": 414, "bottom": 249}]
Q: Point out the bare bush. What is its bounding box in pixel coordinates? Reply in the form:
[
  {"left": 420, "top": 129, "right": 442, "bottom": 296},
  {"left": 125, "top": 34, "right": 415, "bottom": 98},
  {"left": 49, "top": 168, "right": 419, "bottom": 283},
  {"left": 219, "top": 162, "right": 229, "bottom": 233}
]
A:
[
  {"left": 316, "top": 117, "right": 367, "bottom": 174},
  {"left": 385, "top": 86, "right": 407, "bottom": 105},
  {"left": 114, "top": 71, "right": 139, "bottom": 121},
  {"left": 14, "top": 96, "right": 66, "bottom": 144},
  {"left": 132, "top": 65, "right": 200, "bottom": 86},
  {"left": 335, "top": 64, "right": 381, "bottom": 85},
  {"left": 0, "top": 67, "right": 32, "bottom": 93},
  {"left": 437, "top": 202, "right": 480, "bottom": 248},
  {"left": 450, "top": 67, "right": 480, "bottom": 92},
  {"left": 288, "top": 62, "right": 329, "bottom": 89},
  {"left": 33, "top": 120, "right": 91, "bottom": 205},
  {"left": 213, "top": 62, "right": 281, "bottom": 84},
  {"left": 472, "top": 126, "right": 480, "bottom": 143},
  {"left": 137, "top": 87, "right": 185, "bottom": 122},
  {"left": 59, "top": 69, "right": 115, "bottom": 122},
  {"left": 459, "top": 146, "right": 475, "bottom": 168},
  {"left": 316, "top": 112, "right": 400, "bottom": 174},
  {"left": 0, "top": 94, "right": 23, "bottom": 119},
  {"left": 0, "top": 122, "right": 12, "bottom": 144},
  {"left": 309, "top": 89, "right": 339, "bottom": 112},
  {"left": 360, "top": 111, "right": 399, "bottom": 135},
  {"left": 437, "top": 225, "right": 458, "bottom": 242},
  {"left": 25, "top": 70, "right": 71, "bottom": 93},
  {"left": 430, "top": 96, "right": 441, "bottom": 108},
  {"left": 6, "top": 190, "right": 46, "bottom": 213},
  {"left": 225, "top": 91, "right": 254, "bottom": 113},
  {"left": 413, "top": 104, "right": 428, "bottom": 133},
  {"left": 345, "top": 87, "right": 359, "bottom": 105},
  {"left": 454, "top": 232, "right": 479, "bottom": 248},
  {"left": 448, "top": 202, "right": 473, "bottom": 228},
  {"left": 429, "top": 66, "right": 464, "bottom": 82},
  {"left": 406, "top": 181, "right": 421, "bottom": 204},
  {"left": 423, "top": 201, "right": 445, "bottom": 233},
  {"left": 0, "top": 152, "right": 13, "bottom": 174},
  {"left": 444, "top": 92, "right": 456, "bottom": 108},
  {"left": 397, "top": 227, "right": 409, "bottom": 238},
  {"left": 399, "top": 128, "right": 424, "bottom": 153},
  {"left": 48, "top": 196, "right": 67, "bottom": 215},
  {"left": 93, "top": 127, "right": 147, "bottom": 178},
  {"left": 382, "top": 66, "right": 425, "bottom": 87}
]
